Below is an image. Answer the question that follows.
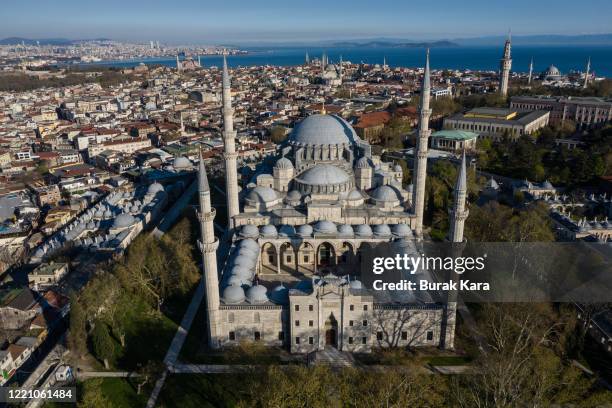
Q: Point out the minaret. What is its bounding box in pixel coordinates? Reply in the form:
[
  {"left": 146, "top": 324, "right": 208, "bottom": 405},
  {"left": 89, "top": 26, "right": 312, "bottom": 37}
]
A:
[
  {"left": 176, "top": 54, "right": 181, "bottom": 71},
  {"left": 197, "top": 151, "right": 221, "bottom": 348},
  {"left": 221, "top": 54, "right": 240, "bottom": 229},
  {"left": 339, "top": 55, "right": 343, "bottom": 83},
  {"left": 305, "top": 52, "right": 310, "bottom": 64},
  {"left": 583, "top": 57, "right": 591, "bottom": 89},
  {"left": 449, "top": 152, "right": 469, "bottom": 243},
  {"left": 499, "top": 32, "right": 512, "bottom": 96},
  {"left": 412, "top": 49, "right": 432, "bottom": 238},
  {"left": 180, "top": 112, "right": 185, "bottom": 134},
  {"left": 198, "top": 55, "right": 201, "bottom": 67},
  {"left": 528, "top": 58, "right": 533, "bottom": 85}
]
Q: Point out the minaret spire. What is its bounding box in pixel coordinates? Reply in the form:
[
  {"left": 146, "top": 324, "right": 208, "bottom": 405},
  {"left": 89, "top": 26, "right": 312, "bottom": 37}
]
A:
[
  {"left": 499, "top": 31, "right": 512, "bottom": 96},
  {"left": 197, "top": 150, "right": 221, "bottom": 348},
  {"left": 449, "top": 152, "right": 469, "bottom": 243},
  {"left": 176, "top": 54, "right": 181, "bottom": 71},
  {"left": 412, "top": 49, "right": 432, "bottom": 238},
  {"left": 528, "top": 57, "right": 533, "bottom": 85},
  {"left": 583, "top": 57, "right": 591, "bottom": 89},
  {"left": 221, "top": 53, "right": 240, "bottom": 229}
]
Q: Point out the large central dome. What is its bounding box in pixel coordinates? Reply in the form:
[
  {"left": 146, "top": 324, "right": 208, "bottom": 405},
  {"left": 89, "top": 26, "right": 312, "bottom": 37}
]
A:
[{"left": 289, "top": 114, "right": 358, "bottom": 147}]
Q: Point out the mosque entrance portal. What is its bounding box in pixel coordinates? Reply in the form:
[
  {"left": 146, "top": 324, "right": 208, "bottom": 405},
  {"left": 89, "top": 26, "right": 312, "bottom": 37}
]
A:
[{"left": 324, "top": 313, "right": 338, "bottom": 348}]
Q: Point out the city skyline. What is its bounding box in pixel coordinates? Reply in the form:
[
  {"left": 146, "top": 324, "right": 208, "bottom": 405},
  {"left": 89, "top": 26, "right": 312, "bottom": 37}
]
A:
[{"left": 2, "top": 0, "right": 612, "bottom": 44}]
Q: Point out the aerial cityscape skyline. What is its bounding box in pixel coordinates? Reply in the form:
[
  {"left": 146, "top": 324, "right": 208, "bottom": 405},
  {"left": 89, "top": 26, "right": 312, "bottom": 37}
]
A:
[{"left": 2, "top": 0, "right": 612, "bottom": 43}]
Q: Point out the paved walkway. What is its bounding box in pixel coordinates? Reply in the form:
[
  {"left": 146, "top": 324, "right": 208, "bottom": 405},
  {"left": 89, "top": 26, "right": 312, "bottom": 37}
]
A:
[{"left": 77, "top": 371, "right": 138, "bottom": 379}]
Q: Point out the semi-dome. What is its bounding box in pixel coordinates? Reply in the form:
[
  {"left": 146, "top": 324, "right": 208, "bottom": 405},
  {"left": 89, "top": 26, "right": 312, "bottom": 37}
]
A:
[
  {"left": 173, "top": 156, "right": 192, "bottom": 170},
  {"left": 314, "top": 220, "right": 337, "bottom": 234},
  {"left": 246, "top": 284, "right": 268, "bottom": 304},
  {"left": 223, "top": 285, "right": 245, "bottom": 304},
  {"left": 392, "top": 223, "right": 413, "bottom": 238},
  {"left": 297, "top": 224, "right": 313, "bottom": 237},
  {"left": 246, "top": 186, "right": 278, "bottom": 204},
  {"left": 338, "top": 224, "right": 354, "bottom": 237},
  {"left": 147, "top": 182, "right": 165, "bottom": 195},
  {"left": 371, "top": 185, "right": 402, "bottom": 202},
  {"left": 296, "top": 164, "right": 350, "bottom": 186},
  {"left": 373, "top": 224, "right": 392, "bottom": 237},
  {"left": 112, "top": 213, "right": 136, "bottom": 229},
  {"left": 354, "top": 224, "right": 373, "bottom": 237},
  {"left": 274, "top": 157, "right": 293, "bottom": 169},
  {"left": 288, "top": 114, "right": 358, "bottom": 147},
  {"left": 240, "top": 224, "right": 260, "bottom": 238},
  {"left": 347, "top": 190, "right": 363, "bottom": 201},
  {"left": 260, "top": 224, "right": 278, "bottom": 238}
]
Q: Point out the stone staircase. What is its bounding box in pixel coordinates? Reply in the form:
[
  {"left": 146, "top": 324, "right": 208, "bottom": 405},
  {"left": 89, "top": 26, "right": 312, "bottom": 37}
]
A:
[{"left": 307, "top": 347, "right": 355, "bottom": 368}]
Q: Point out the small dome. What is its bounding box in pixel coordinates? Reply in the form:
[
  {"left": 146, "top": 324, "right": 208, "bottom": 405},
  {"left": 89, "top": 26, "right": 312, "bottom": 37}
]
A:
[
  {"left": 373, "top": 224, "right": 392, "bottom": 237},
  {"left": 371, "top": 185, "right": 402, "bottom": 202},
  {"left": 270, "top": 284, "right": 289, "bottom": 304},
  {"left": 286, "top": 190, "right": 302, "bottom": 201},
  {"left": 223, "top": 285, "right": 245, "bottom": 304},
  {"left": 112, "top": 213, "right": 136, "bottom": 229},
  {"left": 173, "top": 156, "right": 192, "bottom": 170},
  {"left": 347, "top": 190, "right": 363, "bottom": 201},
  {"left": 354, "top": 224, "right": 373, "bottom": 237},
  {"left": 541, "top": 180, "right": 554, "bottom": 189},
  {"left": 227, "top": 274, "right": 251, "bottom": 287},
  {"left": 393, "top": 164, "right": 403, "bottom": 172},
  {"left": 246, "top": 186, "right": 278, "bottom": 204},
  {"left": 274, "top": 157, "right": 293, "bottom": 169},
  {"left": 233, "top": 255, "right": 256, "bottom": 269},
  {"left": 297, "top": 224, "right": 313, "bottom": 237},
  {"left": 314, "top": 220, "right": 337, "bottom": 234},
  {"left": 147, "top": 182, "right": 165, "bottom": 195},
  {"left": 240, "top": 224, "right": 260, "bottom": 238},
  {"left": 231, "top": 265, "right": 254, "bottom": 279},
  {"left": 356, "top": 156, "right": 371, "bottom": 169},
  {"left": 349, "top": 279, "right": 363, "bottom": 289},
  {"left": 278, "top": 225, "right": 295, "bottom": 237},
  {"left": 392, "top": 223, "right": 413, "bottom": 237},
  {"left": 239, "top": 238, "right": 260, "bottom": 252},
  {"left": 246, "top": 284, "right": 268, "bottom": 304},
  {"left": 236, "top": 247, "right": 258, "bottom": 259},
  {"left": 260, "top": 224, "right": 278, "bottom": 238},
  {"left": 338, "top": 224, "right": 354, "bottom": 237}
]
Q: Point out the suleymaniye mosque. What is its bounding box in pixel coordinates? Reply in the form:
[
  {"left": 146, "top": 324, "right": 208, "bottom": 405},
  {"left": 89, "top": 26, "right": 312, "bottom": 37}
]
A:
[{"left": 197, "top": 51, "right": 468, "bottom": 354}]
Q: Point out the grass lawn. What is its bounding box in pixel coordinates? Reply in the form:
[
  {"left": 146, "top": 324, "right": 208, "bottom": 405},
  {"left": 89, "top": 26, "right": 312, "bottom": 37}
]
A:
[{"left": 43, "top": 378, "right": 148, "bottom": 408}]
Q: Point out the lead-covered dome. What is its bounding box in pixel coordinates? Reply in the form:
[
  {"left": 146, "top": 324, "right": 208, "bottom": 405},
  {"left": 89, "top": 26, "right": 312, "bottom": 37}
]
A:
[
  {"left": 173, "top": 156, "right": 192, "bottom": 170},
  {"left": 294, "top": 164, "right": 353, "bottom": 194},
  {"left": 223, "top": 285, "right": 245, "bottom": 304},
  {"left": 274, "top": 157, "right": 293, "bottom": 169},
  {"left": 246, "top": 284, "right": 268, "bottom": 304},
  {"left": 246, "top": 186, "right": 278, "bottom": 204},
  {"left": 288, "top": 114, "right": 358, "bottom": 147},
  {"left": 314, "top": 220, "right": 337, "bottom": 234},
  {"left": 112, "top": 213, "right": 136, "bottom": 229}
]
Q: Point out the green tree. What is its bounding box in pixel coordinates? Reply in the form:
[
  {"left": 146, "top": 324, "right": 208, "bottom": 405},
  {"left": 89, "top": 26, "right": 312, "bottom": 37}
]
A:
[
  {"left": 91, "top": 321, "right": 116, "bottom": 369},
  {"left": 269, "top": 126, "right": 289, "bottom": 144}
]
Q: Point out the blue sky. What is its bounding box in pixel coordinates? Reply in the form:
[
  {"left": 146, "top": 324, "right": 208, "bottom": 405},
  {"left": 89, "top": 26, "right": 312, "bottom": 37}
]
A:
[{"left": 2, "top": 0, "right": 611, "bottom": 44}]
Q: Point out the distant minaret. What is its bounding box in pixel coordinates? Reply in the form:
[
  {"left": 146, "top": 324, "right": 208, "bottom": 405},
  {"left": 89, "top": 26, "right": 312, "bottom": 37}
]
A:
[
  {"left": 583, "top": 57, "right": 591, "bottom": 89},
  {"left": 176, "top": 54, "right": 181, "bottom": 71},
  {"left": 528, "top": 58, "right": 533, "bottom": 85},
  {"left": 499, "top": 32, "right": 512, "bottom": 96},
  {"left": 180, "top": 112, "right": 185, "bottom": 134},
  {"left": 412, "top": 49, "right": 432, "bottom": 238},
  {"left": 449, "top": 152, "right": 469, "bottom": 243},
  {"left": 383, "top": 56, "right": 387, "bottom": 70},
  {"left": 197, "top": 151, "right": 221, "bottom": 349},
  {"left": 221, "top": 54, "right": 240, "bottom": 229},
  {"left": 305, "top": 52, "right": 310, "bottom": 64},
  {"left": 339, "top": 55, "right": 343, "bottom": 83},
  {"left": 198, "top": 55, "right": 201, "bottom": 67}
]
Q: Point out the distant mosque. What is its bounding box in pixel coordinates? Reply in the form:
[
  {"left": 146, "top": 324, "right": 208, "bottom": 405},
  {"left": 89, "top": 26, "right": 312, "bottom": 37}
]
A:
[{"left": 196, "top": 51, "right": 468, "bottom": 354}]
